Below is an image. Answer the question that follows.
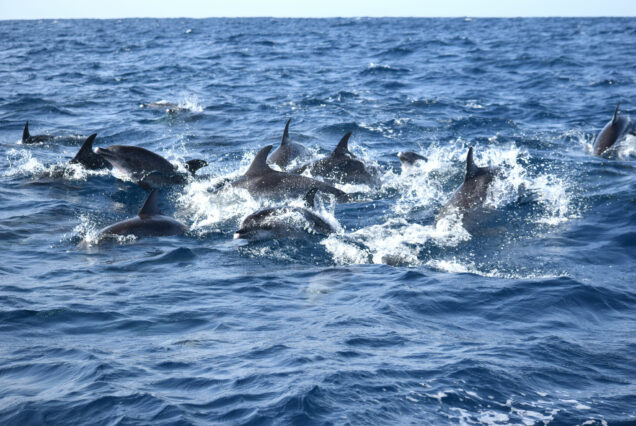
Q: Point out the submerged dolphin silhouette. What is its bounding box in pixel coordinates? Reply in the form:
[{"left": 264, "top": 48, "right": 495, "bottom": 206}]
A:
[
  {"left": 98, "top": 189, "right": 187, "bottom": 239},
  {"left": 95, "top": 145, "right": 207, "bottom": 188},
  {"left": 436, "top": 147, "right": 497, "bottom": 223},
  {"left": 234, "top": 188, "right": 335, "bottom": 241},
  {"left": 593, "top": 104, "right": 635, "bottom": 156},
  {"left": 292, "top": 133, "right": 377, "bottom": 186},
  {"left": 21, "top": 121, "right": 55, "bottom": 144},
  {"left": 267, "top": 119, "right": 310, "bottom": 169},
  {"left": 231, "top": 145, "right": 348, "bottom": 202}
]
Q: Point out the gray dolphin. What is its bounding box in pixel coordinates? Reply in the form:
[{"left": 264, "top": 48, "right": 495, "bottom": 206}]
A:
[
  {"left": 593, "top": 104, "right": 635, "bottom": 156},
  {"left": 231, "top": 145, "right": 349, "bottom": 202},
  {"left": 436, "top": 147, "right": 497, "bottom": 223},
  {"left": 234, "top": 188, "right": 335, "bottom": 241},
  {"left": 21, "top": 121, "right": 55, "bottom": 144},
  {"left": 292, "top": 133, "right": 377, "bottom": 186},
  {"left": 69, "top": 134, "right": 111, "bottom": 170},
  {"left": 397, "top": 151, "right": 427, "bottom": 169},
  {"left": 267, "top": 119, "right": 310, "bottom": 169},
  {"left": 95, "top": 145, "right": 207, "bottom": 188},
  {"left": 98, "top": 189, "right": 187, "bottom": 239}
]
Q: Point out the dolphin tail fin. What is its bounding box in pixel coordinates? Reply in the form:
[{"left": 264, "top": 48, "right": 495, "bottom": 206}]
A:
[
  {"left": 281, "top": 119, "right": 291, "bottom": 146},
  {"left": 185, "top": 159, "right": 207, "bottom": 175},
  {"left": 465, "top": 147, "right": 480, "bottom": 180},
  {"left": 22, "top": 121, "right": 30, "bottom": 142},
  {"left": 333, "top": 132, "right": 353, "bottom": 156},
  {"left": 245, "top": 145, "right": 273, "bottom": 175},
  {"left": 612, "top": 103, "right": 620, "bottom": 124},
  {"left": 138, "top": 189, "right": 161, "bottom": 216},
  {"left": 70, "top": 133, "right": 97, "bottom": 165},
  {"left": 304, "top": 187, "right": 318, "bottom": 208}
]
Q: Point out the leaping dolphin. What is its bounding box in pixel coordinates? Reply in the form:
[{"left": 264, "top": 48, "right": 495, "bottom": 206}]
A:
[
  {"left": 231, "top": 145, "right": 348, "bottom": 202},
  {"left": 292, "top": 133, "right": 377, "bottom": 186},
  {"left": 234, "top": 188, "right": 335, "bottom": 241},
  {"left": 267, "top": 119, "right": 310, "bottom": 169},
  {"left": 593, "top": 104, "right": 635, "bottom": 156},
  {"left": 98, "top": 189, "right": 187, "bottom": 240},
  {"left": 436, "top": 147, "right": 497, "bottom": 223},
  {"left": 397, "top": 151, "right": 427, "bottom": 170},
  {"left": 95, "top": 145, "right": 207, "bottom": 188},
  {"left": 21, "top": 121, "right": 55, "bottom": 144}
]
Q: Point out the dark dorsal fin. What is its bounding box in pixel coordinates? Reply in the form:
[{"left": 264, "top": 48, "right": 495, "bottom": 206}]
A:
[
  {"left": 465, "top": 147, "right": 480, "bottom": 181},
  {"left": 246, "top": 145, "right": 273, "bottom": 176},
  {"left": 332, "top": 132, "right": 352, "bottom": 157},
  {"left": 138, "top": 189, "right": 161, "bottom": 217},
  {"left": 304, "top": 187, "right": 318, "bottom": 208},
  {"left": 70, "top": 133, "right": 97, "bottom": 164},
  {"left": 185, "top": 159, "right": 207, "bottom": 175},
  {"left": 281, "top": 119, "right": 291, "bottom": 146},
  {"left": 612, "top": 103, "right": 620, "bottom": 124},
  {"left": 22, "top": 121, "right": 30, "bottom": 141}
]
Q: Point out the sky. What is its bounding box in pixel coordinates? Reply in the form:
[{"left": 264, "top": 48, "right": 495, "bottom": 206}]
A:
[{"left": 1, "top": 0, "right": 635, "bottom": 19}]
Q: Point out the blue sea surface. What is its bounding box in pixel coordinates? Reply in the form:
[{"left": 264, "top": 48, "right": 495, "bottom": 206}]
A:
[{"left": 1, "top": 17, "right": 635, "bottom": 424}]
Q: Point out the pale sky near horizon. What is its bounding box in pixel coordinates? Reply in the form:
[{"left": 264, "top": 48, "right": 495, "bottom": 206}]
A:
[{"left": 0, "top": 0, "right": 635, "bottom": 20}]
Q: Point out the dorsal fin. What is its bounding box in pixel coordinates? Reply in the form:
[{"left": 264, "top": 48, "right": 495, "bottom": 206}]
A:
[
  {"left": 70, "top": 133, "right": 97, "bottom": 164},
  {"left": 332, "top": 132, "right": 352, "bottom": 157},
  {"left": 281, "top": 119, "right": 291, "bottom": 146},
  {"left": 245, "top": 145, "right": 273, "bottom": 176},
  {"left": 138, "top": 189, "right": 161, "bottom": 217},
  {"left": 465, "top": 147, "right": 480, "bottom": 180},
  {"left": 22, "top": 121, "right": 30, "bottom": 141},
  {"left": 304, "top": 187, "right": 318, "bottom": 208},
  {"left": 612, "top": 103, "right": 620, "bottom": 124}
]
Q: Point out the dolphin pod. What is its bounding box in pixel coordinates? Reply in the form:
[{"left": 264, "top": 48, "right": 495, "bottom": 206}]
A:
[{"left": 15, "top": 106, "right": 633, "bottom": 243}]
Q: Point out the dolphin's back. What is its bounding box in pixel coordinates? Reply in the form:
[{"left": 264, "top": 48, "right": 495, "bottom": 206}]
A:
[
  {"left": 100, "top": 215, "right": 186, "bottom": 238},
  {"left": 102, "top": 145, "right": 176, "bottom": 174},
  {"left": 593, "top": 116, "right": 634, "bottom": 156}
]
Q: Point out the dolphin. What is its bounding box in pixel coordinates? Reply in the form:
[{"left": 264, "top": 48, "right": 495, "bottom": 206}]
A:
[
  {"left": 140, "top": 101, "right": 185, "bottom": 114},
  {"left": 234, "top": 188, "right": 335, "bottom": 241},
  {"left": 69, "top": 134, "right": 111, "bottom": 170},
  {"left": 397, "top": 151, "right": 427, "bottom": 170},
  {"left": 98, "top": 189, "right": 187, "bottom": 240},
  {"left": 231, "top": 145, "right": 349, "bottom": 202},
  {"left": 436, "top": 147, "right": 497, "bottom": 223},
  {"left": 292, "top": 132, "right": 377, "bottom": 186},
  {"left": 95, "top": 145, "right": 207, "bottom": 188},
  {"left": 21, "top": 121, "right": 55, "bottom": 144},
  {"left": 267, "top": 119, "right": 310, "bottom": 169},
  {"left": 593, "top": 104, "right": 635, "bottom": 156}
]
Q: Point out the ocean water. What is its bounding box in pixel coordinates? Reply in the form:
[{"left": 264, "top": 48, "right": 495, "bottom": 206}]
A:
[{"left": 1, "top": 17, "right": 635, "bottom": 425}]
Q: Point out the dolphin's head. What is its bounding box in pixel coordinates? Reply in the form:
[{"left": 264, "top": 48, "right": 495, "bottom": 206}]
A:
[
  {"left": 95, "top": 146, "right": 129, "bottom": 171},
  {"left": 397, "top": 151, "right": 427, "bottom": 167},
  {"left": 233, "top": 227, "right": 275, "bottom": 241}
]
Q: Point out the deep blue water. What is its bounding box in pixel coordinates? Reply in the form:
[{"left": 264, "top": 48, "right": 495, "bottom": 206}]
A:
[{"left": 1, "top": 17, "right": 635, "bottom": 425}]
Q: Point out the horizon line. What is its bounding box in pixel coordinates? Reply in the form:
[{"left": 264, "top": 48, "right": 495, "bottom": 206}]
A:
[{"left": 2, "top": 15, "right": 634, "bottom": 20}]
